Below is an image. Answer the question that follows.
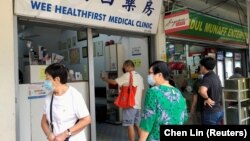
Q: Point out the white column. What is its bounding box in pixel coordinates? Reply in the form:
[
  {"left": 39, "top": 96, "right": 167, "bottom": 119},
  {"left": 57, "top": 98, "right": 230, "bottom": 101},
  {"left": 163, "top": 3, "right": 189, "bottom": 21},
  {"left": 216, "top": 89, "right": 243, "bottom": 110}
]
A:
[
  {"left": 155, "top": 4, "right": 167, "bottom": 62},
  {"left": 87, "top": 28, "right": 96, "bottom": 141},
  {"left": 0, "top": 0, "right": 16, "bottom": 141}
]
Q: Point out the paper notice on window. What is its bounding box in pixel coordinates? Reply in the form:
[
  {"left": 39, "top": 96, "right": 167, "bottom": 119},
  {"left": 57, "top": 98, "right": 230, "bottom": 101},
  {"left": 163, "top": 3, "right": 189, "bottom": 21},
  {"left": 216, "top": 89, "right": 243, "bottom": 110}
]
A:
[
  {"left": 28, "top": 84, "right": 48, "bottom": 99},
  {"left": 132, "top": 58, "right": 142, "bottom": 68},
  {"left": 39, "top": 67, "right": 46, "bottom": 80}
]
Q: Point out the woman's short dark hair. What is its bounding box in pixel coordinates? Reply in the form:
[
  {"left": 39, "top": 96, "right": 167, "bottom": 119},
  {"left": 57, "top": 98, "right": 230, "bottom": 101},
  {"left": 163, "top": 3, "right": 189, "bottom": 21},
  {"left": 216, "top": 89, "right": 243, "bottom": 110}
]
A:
[
  {"left": 149, "top": 61, "right": 170, "bottom": 80},
  {"left": 45, "top": 63, "right": 68, "bottom": 84},
  {"left": 199, "top": 57, "right": 216, "bottom": 70}
]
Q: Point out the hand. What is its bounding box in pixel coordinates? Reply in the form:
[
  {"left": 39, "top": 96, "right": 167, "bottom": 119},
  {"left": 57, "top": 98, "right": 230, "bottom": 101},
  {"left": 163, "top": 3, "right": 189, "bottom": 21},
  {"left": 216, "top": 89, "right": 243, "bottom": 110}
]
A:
[
  {"left": 100, "top": 72, "right": 107, "bottom": 80},
  {"left": 53, "top": 131, "right": 68, "bottom": 141},
  {"left": 204, "top": 98, "right": 215, "bottom": 108},
  {"left": 101, "top": 75, "right": 108, "bottom": 81},
  {"left": 47, "top": 132, "right": 55, "bottom": 141}
]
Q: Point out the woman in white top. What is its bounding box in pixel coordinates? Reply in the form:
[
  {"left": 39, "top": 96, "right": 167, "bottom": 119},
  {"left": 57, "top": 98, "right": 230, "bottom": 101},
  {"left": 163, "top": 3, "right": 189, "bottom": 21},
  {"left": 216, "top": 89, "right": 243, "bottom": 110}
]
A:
[{"left": 41, "top": 63, "right": 91, "bottom": 141}]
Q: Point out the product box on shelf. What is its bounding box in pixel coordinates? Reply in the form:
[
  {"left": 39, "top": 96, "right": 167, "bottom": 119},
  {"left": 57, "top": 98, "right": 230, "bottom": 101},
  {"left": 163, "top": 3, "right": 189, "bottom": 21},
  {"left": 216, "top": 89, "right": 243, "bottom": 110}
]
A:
[
  {"left": 224, "top": 78, "right": 249, "bottom": 90},
  {"left": 224, "top": 91, "right": 248, "bottom": 100},
  {"left": 226, "top": 106, "right": 248, "bottom": 125}
]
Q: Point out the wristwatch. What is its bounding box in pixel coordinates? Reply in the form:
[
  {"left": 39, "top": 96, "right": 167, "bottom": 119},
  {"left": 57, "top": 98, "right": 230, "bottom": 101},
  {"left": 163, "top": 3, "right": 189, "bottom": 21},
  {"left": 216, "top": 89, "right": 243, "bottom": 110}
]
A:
[
  {"left": 67, "top": 129, "right": 72, "bottom": 137},
  {"left": 204, "top": 97, "right": 209, "bottom": 100}
]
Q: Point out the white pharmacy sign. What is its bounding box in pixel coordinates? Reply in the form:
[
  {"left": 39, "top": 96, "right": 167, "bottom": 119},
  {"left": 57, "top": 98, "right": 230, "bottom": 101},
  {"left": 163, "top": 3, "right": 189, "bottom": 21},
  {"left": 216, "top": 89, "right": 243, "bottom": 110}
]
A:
[{"left": 15, "top": 0, "right": 163, "bottom": 34}]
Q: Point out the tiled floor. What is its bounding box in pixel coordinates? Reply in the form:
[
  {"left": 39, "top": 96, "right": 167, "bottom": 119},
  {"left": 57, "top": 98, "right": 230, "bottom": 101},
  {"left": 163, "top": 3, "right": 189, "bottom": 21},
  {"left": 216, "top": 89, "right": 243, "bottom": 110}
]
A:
[
  {"left": 96, "top": 122, "right": 128, "bottom": 141},
  {"left": 95, "top": 113, "right": 199, "bottom": 141}
]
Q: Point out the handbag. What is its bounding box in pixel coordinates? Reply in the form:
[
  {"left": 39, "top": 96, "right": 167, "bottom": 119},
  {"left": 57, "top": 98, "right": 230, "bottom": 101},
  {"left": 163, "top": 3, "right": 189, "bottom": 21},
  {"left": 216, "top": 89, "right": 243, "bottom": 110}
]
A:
[{"left": 114, "top": 72, "right": 137, "bottom": 108}]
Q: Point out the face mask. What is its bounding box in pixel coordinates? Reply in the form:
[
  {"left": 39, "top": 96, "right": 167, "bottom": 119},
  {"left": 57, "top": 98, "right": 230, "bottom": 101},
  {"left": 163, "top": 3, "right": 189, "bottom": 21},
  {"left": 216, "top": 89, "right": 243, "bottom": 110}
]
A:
[
  {"left": 147, "top": 75, "right": 155, "bottom": 86},
  {"left": 43, "top": 80, "right": 53, "bottom": 91},
  {"left": 198, "top": 74, "right": 204, "bottom": 80}
]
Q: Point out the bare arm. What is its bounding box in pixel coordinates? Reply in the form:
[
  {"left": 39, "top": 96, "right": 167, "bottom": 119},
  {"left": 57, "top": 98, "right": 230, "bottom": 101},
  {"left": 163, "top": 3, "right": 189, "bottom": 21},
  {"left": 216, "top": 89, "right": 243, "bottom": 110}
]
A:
[
  {"left": 103, "top": 77, "right": 117, "bottom": 85},
  {"left": 41, "top": 114, "right": 55, "bottom": 141},
  {"left": 101, "top": 75, "right": 117, "bottom": 85},
  {"left": 69, "top": 115, "right": 91, "bottom": 135},
  {"left": 198, "top": 86, "right": 208, "bottom": 99},
  {"left": 190, "top": 94, "right": 198, "bottom": 114},
  {"left": 199, "top": 86, "right": 214, "bottom": 107},
  {"left": 139, "top": 129, "right": 149, "bottom": 141}
]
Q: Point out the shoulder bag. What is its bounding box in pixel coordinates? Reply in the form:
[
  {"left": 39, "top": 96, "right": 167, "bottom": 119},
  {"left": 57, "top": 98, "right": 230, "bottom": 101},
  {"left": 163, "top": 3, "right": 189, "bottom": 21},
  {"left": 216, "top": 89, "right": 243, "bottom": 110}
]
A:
[{"left": 114, "top": 72, "right": 137, "bottom": 108}]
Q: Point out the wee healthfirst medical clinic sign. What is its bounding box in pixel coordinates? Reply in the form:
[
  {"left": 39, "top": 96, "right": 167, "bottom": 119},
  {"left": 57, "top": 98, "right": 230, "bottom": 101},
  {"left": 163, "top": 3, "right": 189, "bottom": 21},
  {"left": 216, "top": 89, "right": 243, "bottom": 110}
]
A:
[{"left": 15, "top": 0, "right": 163, "bottom": 34}]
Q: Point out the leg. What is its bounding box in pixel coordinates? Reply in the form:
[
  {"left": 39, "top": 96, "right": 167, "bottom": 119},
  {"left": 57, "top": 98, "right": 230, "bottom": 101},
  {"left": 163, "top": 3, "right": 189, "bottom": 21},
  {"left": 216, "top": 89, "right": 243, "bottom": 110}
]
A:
[
  {"left": 122, "top": 108, "right": 136, "bottom": 141},
  {"left": 134, "top": 109, "right": 141, "bottom": 138},
  {"left": 134, "top": 124, "right": 141, "bottom": 137},
  {"left": 128, "top": 125, "right": 135, "bottom": 141},
  {"left": 191, "top": 112, "right": 202, "bottom": 125}
]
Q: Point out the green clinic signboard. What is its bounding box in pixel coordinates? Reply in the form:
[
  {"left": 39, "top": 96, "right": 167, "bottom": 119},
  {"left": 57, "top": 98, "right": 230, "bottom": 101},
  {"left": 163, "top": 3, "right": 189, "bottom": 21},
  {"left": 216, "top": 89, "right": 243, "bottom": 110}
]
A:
[{"left": 168, "top": 10, "right": 248, "bottom": 48}]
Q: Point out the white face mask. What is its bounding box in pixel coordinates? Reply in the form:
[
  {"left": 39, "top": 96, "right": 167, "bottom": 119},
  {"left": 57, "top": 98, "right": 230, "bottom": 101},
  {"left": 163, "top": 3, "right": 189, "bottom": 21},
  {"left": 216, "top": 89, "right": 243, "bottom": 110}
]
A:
[
  {"left": 147, "top": 75, "right": 155, "bottom": 86},
  {"left": 43, "top": 80, "right": 53, "bottom": 91}
]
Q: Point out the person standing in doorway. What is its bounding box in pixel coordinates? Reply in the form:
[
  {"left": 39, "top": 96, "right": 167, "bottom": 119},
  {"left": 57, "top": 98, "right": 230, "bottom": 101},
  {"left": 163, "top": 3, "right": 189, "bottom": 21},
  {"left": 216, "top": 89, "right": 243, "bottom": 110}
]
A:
[
  {"left": 228, "top": 67, "right": 244, "bottom": 107},
  {"left": 229, "top": 67, "right": 243, "bottom": 79},
  {"left": 41, "top": 63, "right": 91, "bottom": 141},
  {"left": 189, "top": 66, "right": 203, "bottom": 124},
  {"left": 199, "top": 57, "right": 224, "bottom": 125},
  {"left": 139, "top": 61, "right": 188, "bottom": 141},
  {"left": 101, "top": 60, "right": 144, "bottom": 141}
]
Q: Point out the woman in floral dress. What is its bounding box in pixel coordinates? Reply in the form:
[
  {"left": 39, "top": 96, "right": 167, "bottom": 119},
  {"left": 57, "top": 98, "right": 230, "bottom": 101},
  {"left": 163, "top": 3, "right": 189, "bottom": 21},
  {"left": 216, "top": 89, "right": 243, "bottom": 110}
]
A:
[{"left": 139, "top": 61, "right": 188, "bottom": 141}]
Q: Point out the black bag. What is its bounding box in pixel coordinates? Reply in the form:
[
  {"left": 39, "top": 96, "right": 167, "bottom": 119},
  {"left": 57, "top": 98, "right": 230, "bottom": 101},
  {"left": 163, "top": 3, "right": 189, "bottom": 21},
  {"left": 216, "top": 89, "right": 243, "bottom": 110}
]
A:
[
  {"left": 50, "top": 94, "right": 79, "bottom": 141},
  {"left": 64, "top": 137, "right": 69, "bottom": 141}
]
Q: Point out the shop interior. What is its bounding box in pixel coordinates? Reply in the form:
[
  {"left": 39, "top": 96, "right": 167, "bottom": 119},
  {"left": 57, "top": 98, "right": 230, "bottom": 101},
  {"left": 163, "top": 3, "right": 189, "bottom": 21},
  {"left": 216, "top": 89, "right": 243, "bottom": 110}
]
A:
[
  {"left": 166, "top": 40, "right": 247, "bottom": 90},
  {"left": 166, "top": 40, "right": 247, "bottom": 89},
  {"left": 166, "top": 40, "right": 250, "bottom": 125},
  {"left": 17, "top": 18, "right": 150, "bottom": 141}
]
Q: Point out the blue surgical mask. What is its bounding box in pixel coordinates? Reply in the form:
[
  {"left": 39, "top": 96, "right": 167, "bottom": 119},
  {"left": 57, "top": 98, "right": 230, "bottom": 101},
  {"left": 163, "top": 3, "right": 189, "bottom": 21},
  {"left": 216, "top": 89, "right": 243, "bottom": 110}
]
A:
[
  {"left": 147, "top": 75, "right": 155, "bottom": 86},
  {"left": 43, "top": 80, "right": 53, "bottom": 91}
]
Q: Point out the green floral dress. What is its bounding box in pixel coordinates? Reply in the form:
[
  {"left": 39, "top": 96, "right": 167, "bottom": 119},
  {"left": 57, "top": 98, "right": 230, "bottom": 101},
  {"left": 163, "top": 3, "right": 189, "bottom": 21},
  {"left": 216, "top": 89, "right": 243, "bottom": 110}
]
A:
[{"left": 140, "top": 85, "right": 188, "bottom": 141}]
